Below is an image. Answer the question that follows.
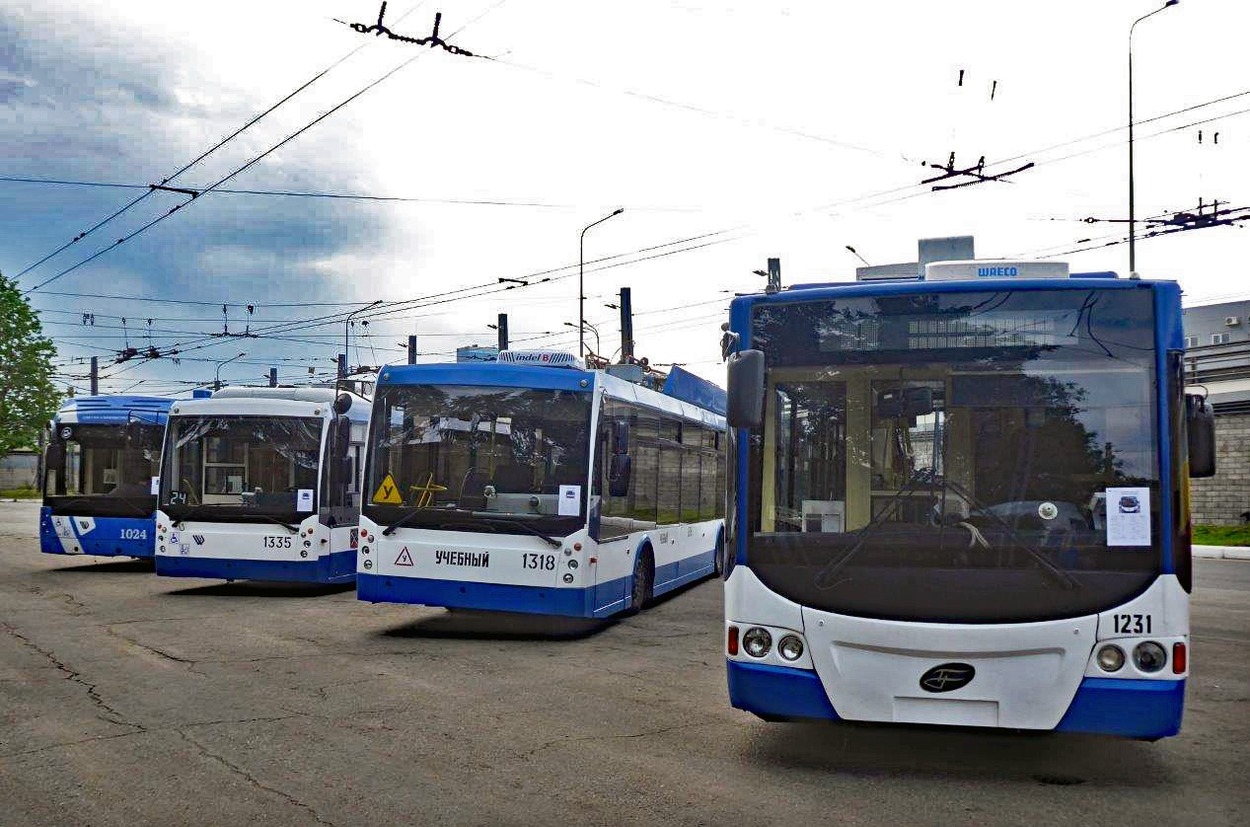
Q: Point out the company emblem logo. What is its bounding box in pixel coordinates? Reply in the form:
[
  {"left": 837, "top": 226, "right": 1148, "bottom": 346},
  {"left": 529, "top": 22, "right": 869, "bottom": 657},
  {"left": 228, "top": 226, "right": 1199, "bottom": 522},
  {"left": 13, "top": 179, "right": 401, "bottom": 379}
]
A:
[
  {"left": 192, "top": 535, "right": 205, "bottom": 546},
  {"left": 919, "top": 663, "right": 976, "bottom": 693}
]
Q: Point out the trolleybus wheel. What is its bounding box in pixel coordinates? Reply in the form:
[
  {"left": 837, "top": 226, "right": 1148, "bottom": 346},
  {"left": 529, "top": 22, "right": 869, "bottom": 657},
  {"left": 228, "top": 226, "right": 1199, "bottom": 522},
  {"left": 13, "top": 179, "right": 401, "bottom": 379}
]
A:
[{"left": 627, "top": 548, "right": 654, "bottom": 614}]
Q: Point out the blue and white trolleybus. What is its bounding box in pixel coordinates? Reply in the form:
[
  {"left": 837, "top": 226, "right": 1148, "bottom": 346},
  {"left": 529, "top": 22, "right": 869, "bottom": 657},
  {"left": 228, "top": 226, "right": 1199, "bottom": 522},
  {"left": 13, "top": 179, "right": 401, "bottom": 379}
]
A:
[
  {"left": 356, "top": 353, "right": 728, "bottom": 618},
  {"left": 721, "top": 260, "right": 1215, "bottom": 739},
  {"left": 40, "top": 395, "right": 173, "bottom": 558},
  {"left": 154, "top": 386, "right": 371, "bottom": 584}
]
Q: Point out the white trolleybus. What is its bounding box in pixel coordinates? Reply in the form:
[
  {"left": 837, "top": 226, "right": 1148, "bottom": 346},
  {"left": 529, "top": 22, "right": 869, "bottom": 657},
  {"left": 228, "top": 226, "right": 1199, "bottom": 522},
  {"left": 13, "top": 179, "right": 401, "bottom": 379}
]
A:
[
  {"left": 721, "top": 260, "right": 1215, "bottom": 740},
  {"left": 154, "top": 386, "right": 371, "bottom": 584},
  {"left": 356, "top": 352, "right": 727, "bottom": 618}
]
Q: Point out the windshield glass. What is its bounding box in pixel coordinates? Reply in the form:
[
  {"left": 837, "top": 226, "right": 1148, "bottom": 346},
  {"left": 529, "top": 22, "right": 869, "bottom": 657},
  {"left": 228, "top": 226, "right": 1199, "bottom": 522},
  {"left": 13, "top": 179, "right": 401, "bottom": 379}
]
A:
[
  {"left": 364, "top": 384, "right": 592, "bottom": 538},
  {"left": 742, "top": 287, "right": 1160, "bottom": 623},
  {"left": 44, "top": 423, "right": 162, "bottom": 516},
  {"left": 159, "top": 416, "right": 324, "bottom": 520}
]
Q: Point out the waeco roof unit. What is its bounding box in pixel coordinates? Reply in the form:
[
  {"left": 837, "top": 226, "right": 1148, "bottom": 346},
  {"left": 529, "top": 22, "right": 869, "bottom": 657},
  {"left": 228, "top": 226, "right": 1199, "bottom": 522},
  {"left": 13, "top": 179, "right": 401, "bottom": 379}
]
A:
[{"left": 924, "top": 260, "right": 1070, "bottom": 281}]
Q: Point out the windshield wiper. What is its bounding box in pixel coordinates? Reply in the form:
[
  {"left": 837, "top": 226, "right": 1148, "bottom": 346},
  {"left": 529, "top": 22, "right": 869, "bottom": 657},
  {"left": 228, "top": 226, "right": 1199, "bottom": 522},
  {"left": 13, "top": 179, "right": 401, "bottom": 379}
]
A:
[
  {"left": 476, "top": 517, "right": 561, "bottom": 548},
  {"left": 170, "top": 506, "right": 220, "bottom": 528},
  {"left": 252, "top": 513, "right": 300, "bottom": 533},
  {"left": 943, "top": 479, "right": 1082, "bottom": 591},
  {"left": 381, "top": 506, "right": 439, "bottom": 536},
  {"left": 380, "top": 507, "right": 562, "bottom": 547},
  {"left": 48, "top": 495, "right": 152, "bottom": 517}
]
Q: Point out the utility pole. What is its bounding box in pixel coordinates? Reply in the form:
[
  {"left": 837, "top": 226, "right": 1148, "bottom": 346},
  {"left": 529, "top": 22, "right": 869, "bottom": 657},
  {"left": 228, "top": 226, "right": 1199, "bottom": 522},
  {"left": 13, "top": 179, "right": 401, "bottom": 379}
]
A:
[
  {"left": 496, "top": 313, "right": 509, "bottom": 351},
  {"left": 617, "top": 287, "right": 634, "bottom": 363},
  {"left": 407, "top": 335, "right": 417, "bottom": 365},
  {"left": 268, "top": 368, "right": 278, "bottom": 387},
  {"left": 89, "top": 357, "right": 98, "bottom": 396}
]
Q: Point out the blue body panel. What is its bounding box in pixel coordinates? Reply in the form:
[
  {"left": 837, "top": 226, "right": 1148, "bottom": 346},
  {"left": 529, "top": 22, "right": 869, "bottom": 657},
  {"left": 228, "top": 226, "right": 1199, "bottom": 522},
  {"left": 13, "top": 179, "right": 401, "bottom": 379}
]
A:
[
  {"left": 357, "top": 547, "right": 718, "bottom": 618},
  {"left": 39, "top": 507, "right": 157, "bottom": 558},
  {"left": 378, "top": 362, "right": 595, "bottom": 393},
  {"left": 1055, "top": 678, "right": 1185, "bottom": 739},
  {"left": 727, "top": 661, "right": 841, "bottom": 720},
  {"left": 155, "top": 550, "right": 356, "bottom": 584}
]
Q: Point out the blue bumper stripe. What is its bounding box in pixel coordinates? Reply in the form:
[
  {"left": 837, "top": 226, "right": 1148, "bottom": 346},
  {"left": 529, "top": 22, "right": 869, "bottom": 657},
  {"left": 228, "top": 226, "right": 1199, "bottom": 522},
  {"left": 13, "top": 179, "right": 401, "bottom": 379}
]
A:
[
  {"left": 1055, "top": 677, "right": 1185, "bottom": 739},
  {"left": 727, "top": 660, "right": 840, "bottom": 720},
  {"left": 39, "top": 508, "right": 156, "bottom": 558},
  {"left": 155, "top": 550, "right": 356, "bottom": 584}
]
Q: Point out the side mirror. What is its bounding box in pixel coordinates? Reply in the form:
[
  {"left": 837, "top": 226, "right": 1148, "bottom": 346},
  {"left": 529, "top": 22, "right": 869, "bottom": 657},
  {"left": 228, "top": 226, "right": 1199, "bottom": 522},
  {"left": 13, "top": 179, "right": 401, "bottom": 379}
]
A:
[
  {"left": 333, "top": 392, "right": 353, "bottom": 415},
  {"left": 613, "top": 419, "right": 630, "bottom": 454},
  {"left": 609, "top": 454, "right": 632, "bottom": 497},
  {"left": 726, "top": 349, "right": 765, "bottom": 429},
  {"left": 46, "top": 442, "right": 66, "bottom": 471},
  {"left": 334, "top": 416, "right": 353, "bottom": 459},
  {"left": 1187, "top": 394, "right": 1216, "bottom": 478}
]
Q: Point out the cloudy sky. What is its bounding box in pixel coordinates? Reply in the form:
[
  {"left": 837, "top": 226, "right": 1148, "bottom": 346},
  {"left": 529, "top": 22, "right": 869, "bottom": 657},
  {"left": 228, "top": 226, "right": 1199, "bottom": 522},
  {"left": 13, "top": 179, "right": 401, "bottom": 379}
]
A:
[{"left": 3, "top": 0, "right": 1248, "bottom": 395}]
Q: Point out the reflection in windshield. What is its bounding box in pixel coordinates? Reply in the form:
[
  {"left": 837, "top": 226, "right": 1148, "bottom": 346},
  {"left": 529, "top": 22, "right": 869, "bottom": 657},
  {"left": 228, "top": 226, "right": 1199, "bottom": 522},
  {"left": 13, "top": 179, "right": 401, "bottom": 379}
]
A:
[
  {"left": 365, "top": 385, "right": 592, "bottom": 536},
  {"left": 160, "top": 416, "right": 323, "bottom": 515},
  {"left": 743, "top": 287, "right": 1161, "bottom": 623}
]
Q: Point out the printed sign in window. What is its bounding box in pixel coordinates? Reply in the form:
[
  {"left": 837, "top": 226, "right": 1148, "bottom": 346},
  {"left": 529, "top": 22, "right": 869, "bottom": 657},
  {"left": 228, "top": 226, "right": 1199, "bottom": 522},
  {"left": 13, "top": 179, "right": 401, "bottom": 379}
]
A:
[
  {"left": 297, "top": 489, "right": 315, "bottom": 512},
  {"left": 1106, "top": 487, "right": 1150, "bottom": 546},
  {"left": 558, "top": 485, "right": 581, "bottom": 516}
]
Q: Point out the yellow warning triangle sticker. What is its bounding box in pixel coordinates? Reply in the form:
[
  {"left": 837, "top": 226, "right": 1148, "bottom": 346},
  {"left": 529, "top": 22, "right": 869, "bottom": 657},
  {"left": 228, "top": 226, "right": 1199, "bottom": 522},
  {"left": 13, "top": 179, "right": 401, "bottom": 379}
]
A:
[
  {"left": 372, "top": 473, "right": 403, "bottom": 505},
  {"left": 395, "top": 547, "right": 414, "bottom": 566}
]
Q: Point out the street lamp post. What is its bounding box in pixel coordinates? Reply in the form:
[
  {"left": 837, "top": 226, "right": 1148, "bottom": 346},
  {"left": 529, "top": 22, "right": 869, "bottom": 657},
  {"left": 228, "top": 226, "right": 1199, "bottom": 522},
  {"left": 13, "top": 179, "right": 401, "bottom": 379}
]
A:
[
  {"left": 564, "top": 320, "right": 600, "bottom": 358},
  {"left": 1128, "top": 0, "right": 1179, "bottom": 279},
  {"left": 579, "top": 208, "right": 624, "bottom": 358},
  {"left": 344, "top": 300, "right": 384, "bottom": 377},
  {"left": 214, "top": 352, "right": 246, "bottom": 391}
]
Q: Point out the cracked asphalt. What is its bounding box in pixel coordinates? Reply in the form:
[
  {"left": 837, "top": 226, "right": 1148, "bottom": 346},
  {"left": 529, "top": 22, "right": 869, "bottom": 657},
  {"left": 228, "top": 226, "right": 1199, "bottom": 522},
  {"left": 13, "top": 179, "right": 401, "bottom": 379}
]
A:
[{"left": 1, "top": 500, "right": 1248, "bottom": 826}]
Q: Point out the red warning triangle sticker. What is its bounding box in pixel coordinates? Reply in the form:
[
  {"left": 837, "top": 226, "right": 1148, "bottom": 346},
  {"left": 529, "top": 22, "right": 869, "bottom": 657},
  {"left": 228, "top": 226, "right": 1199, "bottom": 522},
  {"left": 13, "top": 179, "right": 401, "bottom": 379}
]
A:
[{"left": 394, "top": 547, "right": 414, "bottom": 567}]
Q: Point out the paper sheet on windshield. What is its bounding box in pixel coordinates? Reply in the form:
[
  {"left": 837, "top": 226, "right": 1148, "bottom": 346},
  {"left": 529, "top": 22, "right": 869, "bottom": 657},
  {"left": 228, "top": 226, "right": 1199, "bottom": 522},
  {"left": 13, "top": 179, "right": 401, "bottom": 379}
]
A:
[
  {"left": 558, "top": 485, "right": 581, "bottom": 516},
  {"left": 1106, "top": 487, "right": 1150, "bottom": 546},
  {"left": 296, "top": 489, "right": 314, "bottom": 512}
]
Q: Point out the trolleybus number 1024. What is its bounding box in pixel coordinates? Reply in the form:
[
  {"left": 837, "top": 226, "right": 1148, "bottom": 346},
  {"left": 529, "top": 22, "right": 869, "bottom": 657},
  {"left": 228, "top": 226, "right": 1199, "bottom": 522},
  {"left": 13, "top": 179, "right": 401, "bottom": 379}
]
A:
[
  {"left": 522, "top": 553, "right": 557, "bottom": 571},
  {"left": 1113, "top": 613, "right": 1152, "bottom": 634},
  {"left": 120, "top": 529, "right": 148, "bottom": 540}
]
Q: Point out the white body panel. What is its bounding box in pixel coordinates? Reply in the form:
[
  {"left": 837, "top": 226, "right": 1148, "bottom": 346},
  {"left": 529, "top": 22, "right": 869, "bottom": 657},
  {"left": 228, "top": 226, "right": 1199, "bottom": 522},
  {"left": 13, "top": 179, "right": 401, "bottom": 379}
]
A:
[
  {"left": 727, "top": 567, "right": 1189, "bottom": 729},
  {"left": 156, "top": 512, "right": 331, "bottom": 563}
]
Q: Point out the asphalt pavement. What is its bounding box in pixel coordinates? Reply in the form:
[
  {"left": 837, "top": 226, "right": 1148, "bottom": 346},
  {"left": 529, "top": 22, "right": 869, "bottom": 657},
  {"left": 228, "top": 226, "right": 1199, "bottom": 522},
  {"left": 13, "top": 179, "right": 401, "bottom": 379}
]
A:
[{"left": 1, "top": 500, "right": 1247, "bottom": 826}]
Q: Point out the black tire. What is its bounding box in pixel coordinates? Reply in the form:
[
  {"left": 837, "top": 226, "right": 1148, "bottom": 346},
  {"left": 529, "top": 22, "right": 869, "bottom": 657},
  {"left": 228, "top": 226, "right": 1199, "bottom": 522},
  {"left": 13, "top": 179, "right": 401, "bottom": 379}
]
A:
[
  {"left": 712, "top": 533, "right": 725, "bottom": 578},
  {"left": 627, "top": 548, "right": 654, "bottom": 614}
]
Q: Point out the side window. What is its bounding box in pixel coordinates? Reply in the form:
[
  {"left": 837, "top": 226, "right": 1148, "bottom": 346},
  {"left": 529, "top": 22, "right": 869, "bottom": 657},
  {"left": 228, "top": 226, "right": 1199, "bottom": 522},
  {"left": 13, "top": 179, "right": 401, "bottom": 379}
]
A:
[
  {"left": 657, "top": 418, "right": 682, "bottom": 524},
  {"left": 680, "top": 422, "right": 703, "bottom": 522},
  {"left": 632, "top": 415, "right": 660, "bottom": 525}
]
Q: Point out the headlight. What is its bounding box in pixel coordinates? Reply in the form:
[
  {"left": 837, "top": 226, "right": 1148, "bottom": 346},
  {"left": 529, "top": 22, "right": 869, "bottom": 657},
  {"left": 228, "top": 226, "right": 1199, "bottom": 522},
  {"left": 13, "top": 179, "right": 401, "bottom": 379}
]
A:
[
  {"left": 1096, "top": 644, "right": 1125, "bottom": 672},
  {"left": 1133, "top": 642, "right": 1167, "bottom": 673},
  {"left": 742, "top": 627, "right": 772, "bottom": 658},
  {"left": 777, "top": 634, "right": 805, "bottom": 661}
]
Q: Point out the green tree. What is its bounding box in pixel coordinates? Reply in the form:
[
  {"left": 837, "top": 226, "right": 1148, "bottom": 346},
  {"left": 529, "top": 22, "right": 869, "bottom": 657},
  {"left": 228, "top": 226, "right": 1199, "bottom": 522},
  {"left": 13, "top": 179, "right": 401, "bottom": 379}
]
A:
[{"left": 0, "top": 273, "right": 61, "bottom": 457}]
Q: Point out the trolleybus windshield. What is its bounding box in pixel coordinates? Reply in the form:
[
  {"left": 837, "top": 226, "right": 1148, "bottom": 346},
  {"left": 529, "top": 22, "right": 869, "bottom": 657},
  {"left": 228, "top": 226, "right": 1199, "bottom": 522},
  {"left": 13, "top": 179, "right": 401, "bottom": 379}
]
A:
[
  {"left": 741, "top": 287, "right": 1161, "bottom": 623},
  {"left": 160, "top": 416, "right": 323, "bottom": 521},
  {"left": 364, "top": 385, "right": 592, "bottom": 538},
  {"left": 44, "top": 424, "right": 162, "bottom": 516}
]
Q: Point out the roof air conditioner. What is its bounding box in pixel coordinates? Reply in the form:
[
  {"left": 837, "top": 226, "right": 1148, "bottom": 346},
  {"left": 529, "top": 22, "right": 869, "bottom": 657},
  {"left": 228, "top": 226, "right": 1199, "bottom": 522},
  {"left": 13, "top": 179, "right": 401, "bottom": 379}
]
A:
[{"left": 1225, "top": 316, "right": 1240, "bottom": 326}]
